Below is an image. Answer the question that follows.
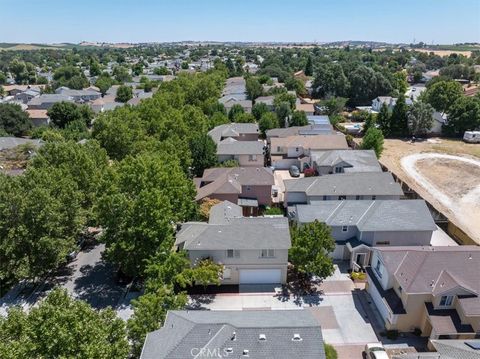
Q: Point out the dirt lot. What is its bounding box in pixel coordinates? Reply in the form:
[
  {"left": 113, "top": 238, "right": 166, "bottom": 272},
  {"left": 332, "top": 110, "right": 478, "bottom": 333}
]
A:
[{"left": 379, "top": 138, "right": 480, "bottom": 244}]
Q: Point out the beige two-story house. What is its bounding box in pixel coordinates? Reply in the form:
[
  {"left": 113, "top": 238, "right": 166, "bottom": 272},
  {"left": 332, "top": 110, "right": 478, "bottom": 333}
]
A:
[
  {"left": 175, "top": 201, "right": 291, "bottom": 285},
  {"left": 367, "top": 246, "right": 480, "bottom": 340}
]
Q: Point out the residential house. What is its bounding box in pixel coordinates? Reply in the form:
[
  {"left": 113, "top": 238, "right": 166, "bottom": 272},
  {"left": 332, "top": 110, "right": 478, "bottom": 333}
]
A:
[
  {"left": 367, "top": 246, "right": 480, "bottom": 340},
  {"left": 310, "top": 149, "right": 382, "bottom": 175},
  {"left": 429, "top": 112, "right": 448, "bottom": 135},
  {"left": 140, "top": 310, "right": 326, "bottom": 359},
  {"left": 195, "top": 167, "right": 274, "bottom": 215},
  {"left": 372, "top": 96, "right": 413, "bottom": 112},
  {"left": 255, "top": 95, "right": 275, "bottom": 110},
  {"left": 296, "top": 102, "right": 315, "bottom": 116},
  {"left": 175, "top": 201, "right": 291, "bottom": 285},
  {"left": 26, "top": 109, "right": 50, "bottom": 127},
  {"left": 3, "top": 84, "right": 44, "bottom": 97},
  {"left": 27, "top": 94, "right": 74, "bottom": 110},
  {"left": 289, "top": 200, "right": 437, "bottom": 267},
  {"left": 392, "top": 339, "right": 480, "bottom": 358},
  {"left": 284, "top": 172, "right": 404, "bottom": 206},
  {"left": 270, "top": 134, "right": 348, "bottom": 170},
  {"left": 14, "top": 88, "right": 41, "bottom": 104},
  {"left": 55, "top": 87, "right": 102, "bottom": 102},
  {"left": 266, "top": 123, "right": 336, "bottom": 141},
  {"left": 219, "top": 96, "right": 253, "bottom": 113},
  {"left": 208, "top": 123, "right": 264, "bottom": 167}
]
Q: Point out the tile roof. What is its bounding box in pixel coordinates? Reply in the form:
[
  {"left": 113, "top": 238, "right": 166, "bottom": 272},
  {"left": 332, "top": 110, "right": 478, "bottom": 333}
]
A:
[{"left": 141, "top": 310, "right": 325, "bottom": 359}]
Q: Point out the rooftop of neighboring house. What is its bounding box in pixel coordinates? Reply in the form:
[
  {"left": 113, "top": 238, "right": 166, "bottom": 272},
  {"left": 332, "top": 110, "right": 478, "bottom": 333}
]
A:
[
  {"left": 290, "top": 199, "right": 437, "bottom": 232},
  {"left": 217, "top": 137, "right": 264, "bottom": 156},
  {"left": 285, "top": 172, "right": 404, "bottom": 197},
  {"left": 208, "top": 123, "right": 259, "bottom": 144},
  {"left": 196, "top": 167, "right": 274, "bottom": 201},
  {"left": 311, "top": 149, "right": 382, "bottom": 173},
  {"left": 296, "top": 102, "right": 315, "bottom": 113},
  {"left": 3, "top": 84, "right": 45, "bottom": 93},
  {"left": 208, "top": 201, "right": 243, "bottom": 224},
  {"left": 266, "top": 124, "right": 335, "bottom": 138},
  {"left": 307, "top": 115, "right": 330, "bottom": 125},
  {"left": 374, "top": 246, "right": 480, "bottom": 316},
  {"left": 141, "top": 310, "right": 325, "bottom": 359},
  {"left": 271, "top": 134, "right": 348, "bottom": 152},
  {"left": 55, "top": 86, "right": 101, "bottom": 97},
  {"left": 26, "top": 109, "right": 49, "bottom": 119},
  {"left": 27, "top": 94, "right": 74, "bottom": 106},
  {"left": 218, "top": 95, "right": 251, "bottom": 105},
  {"left": 175, "top": 209, "right": 290, "bottom": 251},
  {"left": 0, "top": 137, "right": 43, "bottom": 151}
]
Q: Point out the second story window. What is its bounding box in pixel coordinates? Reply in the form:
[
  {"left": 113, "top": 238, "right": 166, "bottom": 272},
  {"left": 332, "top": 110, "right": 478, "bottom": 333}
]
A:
[
  {"left": 249, "top": 155, "right": 257, "bottom": 161},
  {"left": 440, "top": 295, "right": 453, "bottom": 307},
  {"left": 226, "top": 249, "right": 240, "bottom": 258},
  {"left": 261, "top": 249, "right": 275, "bottom": 258},
  {"left": 342, "top": 225, "right": 348, "bottom": 232}
]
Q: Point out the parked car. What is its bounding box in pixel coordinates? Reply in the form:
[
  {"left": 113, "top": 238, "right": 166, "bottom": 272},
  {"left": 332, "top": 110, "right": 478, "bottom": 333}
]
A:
[
  {"left": 364, "top": 343, "right": 389, "bottom": 359},
  {"left": 464, "top": 131, "right": 480, "bottom": 143},
  {"left": 289, "top": 165, "right": 300, "bottom": 177}
]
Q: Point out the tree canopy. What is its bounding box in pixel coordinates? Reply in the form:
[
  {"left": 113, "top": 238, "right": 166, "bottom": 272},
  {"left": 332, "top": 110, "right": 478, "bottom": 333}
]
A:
[{"left": 0, "top": 103, "right": 31, "bottom": 136}]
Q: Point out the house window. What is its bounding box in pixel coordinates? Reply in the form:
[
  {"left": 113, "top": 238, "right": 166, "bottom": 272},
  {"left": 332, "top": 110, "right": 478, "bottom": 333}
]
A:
[
  {"left": 376, "top": 241, "right": 390, "bottom": 246},
  {"left": 261, "top": 249, "right": 275, "bottom": 258},
  {"left": 295, "top": 147, "right": 299, "bottom": 152},
  {"left": 339, "top": 195, "right": 346, "bottom": 200},
  {"left": 323, "top": 195, "right": 328, "bottom": 200},
  {"left": 335, "top": 167, "right": 342, "bottom": 173},
  {"left": 226, "top": 249, "right": 240, "bottom": 258},
  {"left": 374, "top": 259, "right": 382, "bottom": 278},
  {"left": 440, "top": 295, "right": 453, "bottom": 307},
  {"left": 223, "top": 267, "right": 232, "bottom": 279},
  {"left": 277, "top": 146, "right": 281, "bottom": 152},
  {"left": 372, "top": 195, "right": 377, "bottom": 200},
  {"left": 356, "top": 195, "right": 361, "bottom": 200},
  {"left": 249, "top": 155, "right": 257, "bottom": 161},
  {"left": 342, "top": 226, "right": 348, "bottom": 232}
]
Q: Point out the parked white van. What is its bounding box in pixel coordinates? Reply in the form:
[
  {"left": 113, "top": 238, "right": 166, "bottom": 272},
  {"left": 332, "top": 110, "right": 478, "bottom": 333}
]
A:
[{"left": 463, "top": 131, "right": 480, "bottom": 143}]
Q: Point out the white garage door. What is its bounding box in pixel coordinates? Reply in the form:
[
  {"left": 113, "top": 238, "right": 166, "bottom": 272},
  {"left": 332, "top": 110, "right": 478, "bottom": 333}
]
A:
[{"left": 239, "top": 269, "right": 281, "bottom": 284}]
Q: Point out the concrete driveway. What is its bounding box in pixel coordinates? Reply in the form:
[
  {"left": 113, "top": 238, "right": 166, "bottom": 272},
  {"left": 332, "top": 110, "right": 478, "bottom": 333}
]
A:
[
  {"left": 273, "top": 170, "right": 304, "bottom": 203},
  {"left": 188, "top": 264, "right": 378, "bottom": 350}
]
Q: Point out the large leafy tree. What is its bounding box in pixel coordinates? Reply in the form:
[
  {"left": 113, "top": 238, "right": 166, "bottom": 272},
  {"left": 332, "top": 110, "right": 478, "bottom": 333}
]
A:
[
  {"left": 289, "top": 221, "right": 335, "bottom": 279},
  {"left": 47, "top": 101, "right": 93, "bottom": 128},
  {"left": 444, "top": 96, "right": 480, "bottom": 137},
  {"left": 407, "top": 101, "right": 434, "bottom": 136},
  {"left": 361, "top": 127, "right": 384, "bottom": 158},
  {"left": 0, "top": 289, "right": 129, "bottom": 359},
  {"left": 115, "top": 85, "right": 133, "bottom": 103},
  {"left": 0, "top": 167, "right": 83, "bottom": 283},
  {"left": 252, "top": 102, "right": 270, "bottom": 121},
  {"left": 53, "top": 66, "right": 89, "bottom": 89},
  {"left": 189, "top": 133, "right": 217, "bottom": 177},
  {"left": 424, "top": 80, "right": 463, "bottom": 114},
  {"left": 95, "top": 153, "right": 197, "bottom": 277},
  {"left": 289, "top": 110, "right": 308, "bottom": 127},
  {"left": 0, "top": 103, "right": 31, "bottom": 136},
  {"left": 246, "top": 77, "right": 263, "bottom": 100},
  {"left": 259, "top": 112, "right": 279, "bottom": 136},
  {"left": 376, "top": 102, "right": 391, "bottom": 137}
]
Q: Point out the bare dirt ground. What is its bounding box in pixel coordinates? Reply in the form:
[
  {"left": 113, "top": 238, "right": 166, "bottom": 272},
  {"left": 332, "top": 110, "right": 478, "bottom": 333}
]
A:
[{"left": 377, "top": 138, "right": 480, "bottom": 244}]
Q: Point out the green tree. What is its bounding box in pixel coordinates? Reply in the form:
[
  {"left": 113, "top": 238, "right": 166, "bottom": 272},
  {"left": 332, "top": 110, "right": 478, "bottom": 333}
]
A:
[
  {"left": 424, "top": 80, "right": 463, "bottom": 114},
  {"left": 154, "top": 67, "right": 170, "bottom": 75},
  {"left": 246, "top": 77, "right": 263, "bottom": 100},
  {"left": 362, "top": 112, "right": 376, "bottom": 134},
  {"left": 115, "top": 85, "right": 133, "bottom": 103},
  {"left": 53, "top": 66, "right": 89, "bottom": 89},
  {"left": 228, "top": 104, "right": 245, "bottom": 121},
  {"left": 95, "top": 153, "right": 197, "bottom": 277},
  {"left": 407, "top": 101, "right": 434, "bottom": 136},
  {"left": 376, "top": 103, "right": 392, "bottom": 137},
  {"left": 324, "top": 343, "right": 338, "bottom": 359},
  {"left": 392, "top": 71, "right": 408, "bottom": 96},
  {"left": 389, "top": 95, "right": 409, "bottom": 137},
  {"left": 95, "top": 75, "right": 114, "bottom": 95},
  {"left": 289, "top": 110, "right": 308, "bottom": 127},
  {"left": 0, "top": 103, "right": 31, "bottom": 136},
  {"left": 189, "top": 133, "right": 217, "bottom": 177},
  {"left": 259, "top": 112, "right": 279, "bottom": 136},
  {"left": 252, "top": 102, "right": 270, "bottom": 121},
  {"left": 444, "top": 96, "right": 480, "bottom": 137},
  {"left": 0, "top": 288, "right": 129, "bottom": 359},
  {"left": 113, "top": 66, "right": 132, "bottom": 83},
  {"left": 235, "top": 112, "right": 256, "bottom": 123},
  {"left": 361, "top": 127, "right": 384, "bottom": 158},
  {"left": 275, "top": 102, "right": 292, "bottom": 127},
  {"left": 289, "top": 221, "right": 335, "bottom": 279},
  {"left": 305, "top": 56, "right": 313, "bottom": 76},
  {"left": 47, "top": 101, "right": 83, "bottom": 128},
  {"left": 320, "top": 97, "right": 348, "bottom": 116}
]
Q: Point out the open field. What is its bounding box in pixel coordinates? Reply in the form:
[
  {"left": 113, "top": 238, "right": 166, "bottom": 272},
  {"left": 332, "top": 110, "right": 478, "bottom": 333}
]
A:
[
  {"left": 412, "top": 48, "right": 473, "bottom": 57},
  {"left": 379, "top": 138, "right": 480, "bottom": 244}
]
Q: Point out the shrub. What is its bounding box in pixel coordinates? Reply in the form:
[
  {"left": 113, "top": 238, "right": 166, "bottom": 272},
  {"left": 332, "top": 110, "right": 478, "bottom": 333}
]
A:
[
  {"left": 264, "top": 207, "right": 283, "bottom": 215},
  {"left": 324, "top": 343, "right": 338, "bottom": 359}
]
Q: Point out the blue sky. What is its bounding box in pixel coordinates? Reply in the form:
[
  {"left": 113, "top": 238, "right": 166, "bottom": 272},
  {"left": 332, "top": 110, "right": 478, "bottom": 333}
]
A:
[{"left": 2, "top": 0, "right": 479, "bottom": 44}]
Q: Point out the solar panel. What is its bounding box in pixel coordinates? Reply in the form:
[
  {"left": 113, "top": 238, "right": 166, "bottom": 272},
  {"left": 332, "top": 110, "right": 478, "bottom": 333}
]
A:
[{"left": 464, "top": 341, "right": 480, "bottom": 350}]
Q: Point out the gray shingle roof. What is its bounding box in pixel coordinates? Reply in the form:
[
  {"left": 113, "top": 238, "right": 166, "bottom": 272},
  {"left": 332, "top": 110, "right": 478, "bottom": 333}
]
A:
[
  {"left": 0, "top": 137, "right": 43, "bottom": 151},
  {"left": 208, "top": 201, "right": 242, "bottom": 224},
  {"left": 285, "top": 172, "right": 404, "bottom": 197},
  {"left": 312, "top": 149, "right": 382, "bottom": 173},
  {"left": 175, "top": 216, "right": 291, "bottom": 250},
  {"left": 141, "top": 310, "right": 325, "bottom": 359},
  {"left": 217, "top": 138, "right": 264, "bottom": 156},
  {"left": 27, "top": 94, "right": 74, "bottom": 106},
  {"left": 208, "top": 123, "right": 259, "bottom": 144},
  {"left": 292, "top": 200, "right": 436, "bottom": 231}
]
